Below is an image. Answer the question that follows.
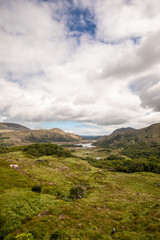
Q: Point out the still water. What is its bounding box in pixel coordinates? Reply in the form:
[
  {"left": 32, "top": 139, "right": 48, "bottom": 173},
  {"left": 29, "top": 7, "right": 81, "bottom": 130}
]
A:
[{"left": 75, "top": 143, "right": 95, "bottom": 148}]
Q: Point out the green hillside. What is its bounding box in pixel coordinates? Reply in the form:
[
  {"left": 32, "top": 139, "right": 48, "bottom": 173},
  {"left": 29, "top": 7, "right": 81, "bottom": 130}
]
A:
[
  {"left": 0, "top": 143, "right": 160, "bottom": 240},
  {"left": 95, "top": 123, "right": 160, "bottom": 159}
]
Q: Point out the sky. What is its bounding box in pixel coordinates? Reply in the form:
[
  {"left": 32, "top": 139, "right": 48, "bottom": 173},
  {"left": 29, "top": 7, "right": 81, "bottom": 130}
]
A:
[{"left": 0, "top": 0, "right": 160, "bottom": 135}]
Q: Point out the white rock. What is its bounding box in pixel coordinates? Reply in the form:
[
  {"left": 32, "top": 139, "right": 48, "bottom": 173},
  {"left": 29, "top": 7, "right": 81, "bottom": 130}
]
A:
[{"left": 10, "top": 164, "right": 19, "bottom": 170}]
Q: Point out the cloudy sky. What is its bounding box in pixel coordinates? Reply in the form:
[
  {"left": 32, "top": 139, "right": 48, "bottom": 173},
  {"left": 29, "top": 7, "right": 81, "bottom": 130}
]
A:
[{"left": 0, "top": 0, "right": 160, "bottom": 135}]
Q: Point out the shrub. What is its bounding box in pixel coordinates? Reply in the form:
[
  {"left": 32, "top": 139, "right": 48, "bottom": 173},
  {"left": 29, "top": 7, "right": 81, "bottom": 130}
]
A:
[
  {"left": 15, "top": 233, "right": 34, "bottom": 240},
  {"left": 106, "top": 154, "right": 125, "bottom": 160},
  {"left": 69, "top": 184, "right": 89, "bottom": 199},
  {"left": 50, "top": 230, "right": 71, "bottom": 240},
  {"left": 31, "top": 185, "right": 42, "bottom": 193},
  {"left": 23, "top": 143, "right": 72, "bottom": 157}
]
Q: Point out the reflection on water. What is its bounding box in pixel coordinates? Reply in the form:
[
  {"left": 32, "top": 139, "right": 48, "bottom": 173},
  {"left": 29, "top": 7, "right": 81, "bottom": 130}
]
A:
[{"left": 75, "top": 143, "right": 95, "bottom": 148}]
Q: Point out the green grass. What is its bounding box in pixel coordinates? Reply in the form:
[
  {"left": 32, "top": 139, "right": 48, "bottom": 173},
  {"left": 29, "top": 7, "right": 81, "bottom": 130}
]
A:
[{"left": 0, "top": 147, "right": 160, "bottom": 239}]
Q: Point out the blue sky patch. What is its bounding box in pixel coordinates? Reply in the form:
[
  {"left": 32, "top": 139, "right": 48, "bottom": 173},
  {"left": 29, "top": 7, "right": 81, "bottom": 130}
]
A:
[
  {"left": 41, "top": 120, "right": 86, "bottom": 131},
  {"left": 67, "top": 7, "right": 96, "bottom": 38},
  {"left": 131, "top": 36, "right": 141, "bottom": 44}
]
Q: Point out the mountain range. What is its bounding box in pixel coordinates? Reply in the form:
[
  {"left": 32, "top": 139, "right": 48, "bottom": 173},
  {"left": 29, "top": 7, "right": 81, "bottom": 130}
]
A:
[
  {"left": 0, "top": 123, "right": 82, "bottom": 146},
  {"left": 96, "top": 123, "right": 160, "bottom": 148},
  {"left": 1, "top": 122, "right": 160, "bottom": 151}
]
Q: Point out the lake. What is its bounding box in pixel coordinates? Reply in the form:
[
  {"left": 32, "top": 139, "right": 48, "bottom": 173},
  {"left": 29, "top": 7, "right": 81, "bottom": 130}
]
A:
[{"left": 75, "top": 143, "right": 96, "bottom": 148}]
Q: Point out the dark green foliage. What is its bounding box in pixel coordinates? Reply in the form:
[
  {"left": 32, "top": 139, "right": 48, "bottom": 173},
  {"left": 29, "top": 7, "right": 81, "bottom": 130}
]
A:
[
  {"left": 106, "top": 154, "right": 125, "bottom": 160},
  {"left": 31, "top": 185, "right": 42, "bottom": 193},
  {"left": 50, "top": 230, "right": 71, "bottom": 240},
  {"left": 121, "top": 143, "right": 160, "bottom": 159},
  {"left": 84, "top": 157, "right": 160, "bottom": 173},
  {"left": 69, "top": 184, "right": 89, "bottom": 199},
  {"left": 60, "top": 144, "right": 76, "bottom": 147},
  {"left": 0, "top": 145, "right": 25, "bottom": 154},
  {"left": 0, "top": 143, "right": 72, "bottom": 158},
  {"left": 23, "top": 143, "right": 72, "bottom": 157}
]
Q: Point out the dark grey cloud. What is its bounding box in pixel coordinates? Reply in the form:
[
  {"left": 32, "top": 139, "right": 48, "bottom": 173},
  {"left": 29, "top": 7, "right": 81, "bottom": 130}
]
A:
[
  {"left": 101, "top": 31, "right": 160, "bottom": 79},
  {"left": 0, "top": 0, "right": 160, "bottom": 134},
  {"left": 131, "top": 75, "right": 160, "bottom": 111}
]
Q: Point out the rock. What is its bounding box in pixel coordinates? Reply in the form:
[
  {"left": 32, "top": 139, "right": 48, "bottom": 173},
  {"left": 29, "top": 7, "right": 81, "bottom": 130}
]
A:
[
  {"left": 37, "top": 210, "right": 50, "bottom": 217},
  {"left": 10, "top": 164, "right": 19, "bottom": 170},
  {"left": 36, "top": 159, "right": 44, "bottom": 162},
  {"left": 49, "top": 182, "right": 54, "bottom": 185},
  {"left": 155, "top": 183, "right": 160, "bottom": 188},
  {"left": 59, "top": 214, "right": 64, "bottom": 219},
  {"left": 111, "top": 228, "right": 116, "bottom": 235}
]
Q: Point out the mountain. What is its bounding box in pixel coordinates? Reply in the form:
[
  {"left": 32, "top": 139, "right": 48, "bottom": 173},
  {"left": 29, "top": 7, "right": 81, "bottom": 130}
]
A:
[
  {"left": 112, "top": 127, "right": 136, "bottom": 135},
  {"left": 0, "top": 127, "right": 82, "bottom": 146},
  {"left": 0, "top": 122, "right": 29, "bottom": 131},
  {"left": 81, "top": 135, "right": 100, "bottom": 140},
  {"left": 95, "top": 123, "right": 160, "bottom": 151}
]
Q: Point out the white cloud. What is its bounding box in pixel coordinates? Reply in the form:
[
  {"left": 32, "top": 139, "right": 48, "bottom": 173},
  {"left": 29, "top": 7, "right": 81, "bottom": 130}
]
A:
[{"left": 0, "top": 0, "right": 160, "bottom": 135}]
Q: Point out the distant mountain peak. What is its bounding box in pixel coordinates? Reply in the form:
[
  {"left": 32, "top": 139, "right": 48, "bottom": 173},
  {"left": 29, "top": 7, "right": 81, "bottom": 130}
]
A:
[
  {"left": 0, "top": 122, "right": 29, "bottom": 130},
  {"left": 96, "top": 123, "right": 160, "bottom": 148},
  {"left": 112, "top": 127, "right": 136, "bottom": 135},
  {"left": 51, "top": 128, "right": 65, "bottom": 133}
]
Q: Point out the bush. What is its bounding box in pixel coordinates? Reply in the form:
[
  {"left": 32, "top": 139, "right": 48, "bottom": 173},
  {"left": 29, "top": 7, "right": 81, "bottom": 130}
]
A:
[
  {"left": 69, "top": 184, "right": 89, "bottom": 199},
  {"left": 106, "top": 154, "right": 125, "bottom": 160},
  {"left": 15, "top": 233, "right": 34, "bottom": 240},
  {"left": 31, "top": 185, "right": 42, "bottom": 193},
  {"left": 23, "top": 143, "right": 72, "bottom": 158},
  {"left": 84, "top": 157, "right": 160, "bottom": 174},
  {"left": 50, "top": 230, "right": 71, "bottom": 240}
]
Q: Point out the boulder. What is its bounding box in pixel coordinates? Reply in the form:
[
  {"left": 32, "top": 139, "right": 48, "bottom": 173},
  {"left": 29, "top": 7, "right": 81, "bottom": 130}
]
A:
[{"left": 10, "top": 164, "right": 19, "bottom": 170}]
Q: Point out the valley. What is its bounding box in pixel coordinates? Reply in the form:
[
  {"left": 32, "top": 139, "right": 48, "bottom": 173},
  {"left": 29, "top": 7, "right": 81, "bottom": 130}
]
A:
[
  {"left": 0, "top": 123, "right": 160, "bottom": 239},
  {"left": 0, "top": 138, "right": 160, "bottom": 240}
]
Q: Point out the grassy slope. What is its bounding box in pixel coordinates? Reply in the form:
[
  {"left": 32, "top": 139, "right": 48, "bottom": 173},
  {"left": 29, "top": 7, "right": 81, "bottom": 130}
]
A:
[{"left": 0, "top": 148, "right": 160, "bottom": 240}]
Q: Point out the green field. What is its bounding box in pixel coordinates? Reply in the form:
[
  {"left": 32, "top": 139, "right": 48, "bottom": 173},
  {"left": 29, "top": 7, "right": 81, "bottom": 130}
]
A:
[{"left": 0, "top": 145, "right": 160, "bottom": 239}]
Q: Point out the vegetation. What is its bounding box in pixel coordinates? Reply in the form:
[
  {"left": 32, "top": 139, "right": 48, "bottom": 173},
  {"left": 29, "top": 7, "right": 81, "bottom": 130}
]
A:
[
  {"left": 69, "top": 183, "right": 90, "bottom": 199},
  {"left": 0, "top": 143, "right": 72, "bottom": 158},
  {"left": 85, "top": 157, "right": 160, "bottom": 173},
  {"left": 0, "top": 141, "right": 160, "bottom": 240},
  {"left": 96, "top": 123, "right": 160, "bottom": 150},
  {"left": 121, "top": 143, "right": 160, "bottom": 159},
  {"left": 31, "top": 185, "right": 42, "bottom": 193},
  {"left": 23, "top": 143, "right": 72, "bottom": 157},
  {"left": 0, "top": 145, "right": 25, "bottom": 154}
]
